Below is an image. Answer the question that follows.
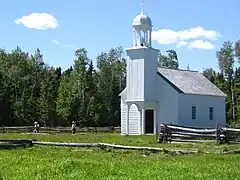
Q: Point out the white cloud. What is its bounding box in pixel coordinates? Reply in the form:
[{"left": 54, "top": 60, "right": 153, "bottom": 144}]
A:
[
  {"left": 152, "top": 26, "right": 221, "bottom": 49},
  {"left": 188, "top": 40, "right": 215, "bottom": 50},
  {"left": 51, "top": 40, "right": 75, "bottom": 48},
  {"left": 15, "top": 13, "right": 58, "bottom": 30},
  {"left": 176, "top": 41, "right": 188, "bottom": 48}
]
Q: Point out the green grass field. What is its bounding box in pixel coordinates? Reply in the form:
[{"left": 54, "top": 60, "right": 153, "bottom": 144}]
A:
[{"left": 1, "top": 132, "right": 240, "bottom": 179}]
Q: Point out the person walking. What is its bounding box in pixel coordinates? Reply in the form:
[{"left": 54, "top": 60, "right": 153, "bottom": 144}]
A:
[
  {"left": 71, "top": 121, "right": 76, "bottom": 134},
  {"left": 33, "top": 121, "right": 40, "bottom": 133}
]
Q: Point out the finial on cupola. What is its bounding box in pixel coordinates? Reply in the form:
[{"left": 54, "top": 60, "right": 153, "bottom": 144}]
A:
[{"left": 140, "top": 0, "right": 144, "bottom": 14}]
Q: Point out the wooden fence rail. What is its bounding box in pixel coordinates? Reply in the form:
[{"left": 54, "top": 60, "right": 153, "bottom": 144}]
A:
[
  {"left": 0, "top": 139, "right": 198, "bottom": 154},
  {"left": 158, "top": 123, "right": 240, "bottom": 144},
  {"left": 1, "top": 126, "right": 121, "bottom": 133}
]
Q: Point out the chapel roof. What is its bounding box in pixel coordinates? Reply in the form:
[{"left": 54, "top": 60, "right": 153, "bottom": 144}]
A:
[{"left": 158, "top": 67, "right": 227, "bottom": 97}]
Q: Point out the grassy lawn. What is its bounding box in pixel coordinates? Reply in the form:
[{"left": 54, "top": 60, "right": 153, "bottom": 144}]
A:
[
  {"left": 1, "top": 132, "right": 240, "bottom": 152},
  {"left": 1, "top": 132, "right": 240, "bottom": 179},
  {"left": 1, "top": 146, "right": 240, "bottom": 179}
]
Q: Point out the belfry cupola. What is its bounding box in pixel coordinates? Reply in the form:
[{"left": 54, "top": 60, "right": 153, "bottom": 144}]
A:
[{"left": 132, "top": 1, "right": 152, "bottom": 48}]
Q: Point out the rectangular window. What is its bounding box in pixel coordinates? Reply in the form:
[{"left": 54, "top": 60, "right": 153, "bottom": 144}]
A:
[
  {"left": 209, "top": 107, "right": 213, "bottom": 120},
  {"left": 192, "top": 106, "right": 196, "bottom": 120}
]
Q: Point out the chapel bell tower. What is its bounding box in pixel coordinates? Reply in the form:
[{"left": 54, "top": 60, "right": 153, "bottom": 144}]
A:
[{"left": 126, "top": 1, "right": 159, "bottom": 102}]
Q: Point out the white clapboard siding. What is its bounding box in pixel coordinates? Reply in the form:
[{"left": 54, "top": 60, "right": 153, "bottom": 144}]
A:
[
  {"left": 129, "top": 104, "right": 140, "bottom": 135},
  {"left": 120, "top": 100, "right": 127, "bottom": 134}
]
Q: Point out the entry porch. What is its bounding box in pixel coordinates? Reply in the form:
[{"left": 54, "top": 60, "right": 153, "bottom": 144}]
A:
[{"left": 124, "top": 100, "right": 158, "bottom": 135}]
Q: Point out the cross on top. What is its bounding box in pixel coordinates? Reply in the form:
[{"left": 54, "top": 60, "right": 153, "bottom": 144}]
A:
[{"left": 140, "top": 0, "right": 144, "bottom": 14}]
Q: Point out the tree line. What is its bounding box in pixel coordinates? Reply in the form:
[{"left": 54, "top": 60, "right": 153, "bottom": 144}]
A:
[
  {"left": 0, "top": 47, "right": 126, "bottom": 127},
  {"left": 0, "top": 40, "right": 239, "bottom": 127}
]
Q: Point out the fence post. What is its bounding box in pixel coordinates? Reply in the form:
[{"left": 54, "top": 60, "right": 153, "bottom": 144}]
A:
[
  {"left": 155, "top": 122, "right": 159, "bottom": 141},
  {"left": 162, "top": 123, "right": 169, "bottom": 143},
  {"left": 217, "top": 122, "right": 228, "bottom": 144},
  {"left": 158, "top": 123, "right": 165, "bottom": 143},
  {"left": 167, "top": 125, "right": 171, "bottom": 143},
  {"left": 216, "top": 123, "right": 220, "bottom": 144}
]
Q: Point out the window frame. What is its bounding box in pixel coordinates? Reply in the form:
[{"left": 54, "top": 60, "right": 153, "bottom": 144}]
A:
[
  {"left": 209, "top": 107, "right": 213, "bottom": 120},
  {"left": 192, "top": 106, "right": 196, "bottom": 120}
]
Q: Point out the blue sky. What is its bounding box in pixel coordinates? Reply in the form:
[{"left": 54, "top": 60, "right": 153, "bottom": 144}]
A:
[{"left": 1, "top": 0, "right": 240, "bottom": 72}]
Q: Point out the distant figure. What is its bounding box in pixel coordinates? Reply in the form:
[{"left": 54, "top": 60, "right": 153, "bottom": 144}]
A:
[
  {"left": 33, "top": 121, "right": 40, "bottom": 133},
  {"left": 71, "top": 121, "right": 76, "bottom": 134}
]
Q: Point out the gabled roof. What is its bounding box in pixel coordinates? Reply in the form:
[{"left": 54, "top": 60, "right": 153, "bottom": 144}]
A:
[{"left": 158, "top": 67, "right": 227, "bottom": 97}]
